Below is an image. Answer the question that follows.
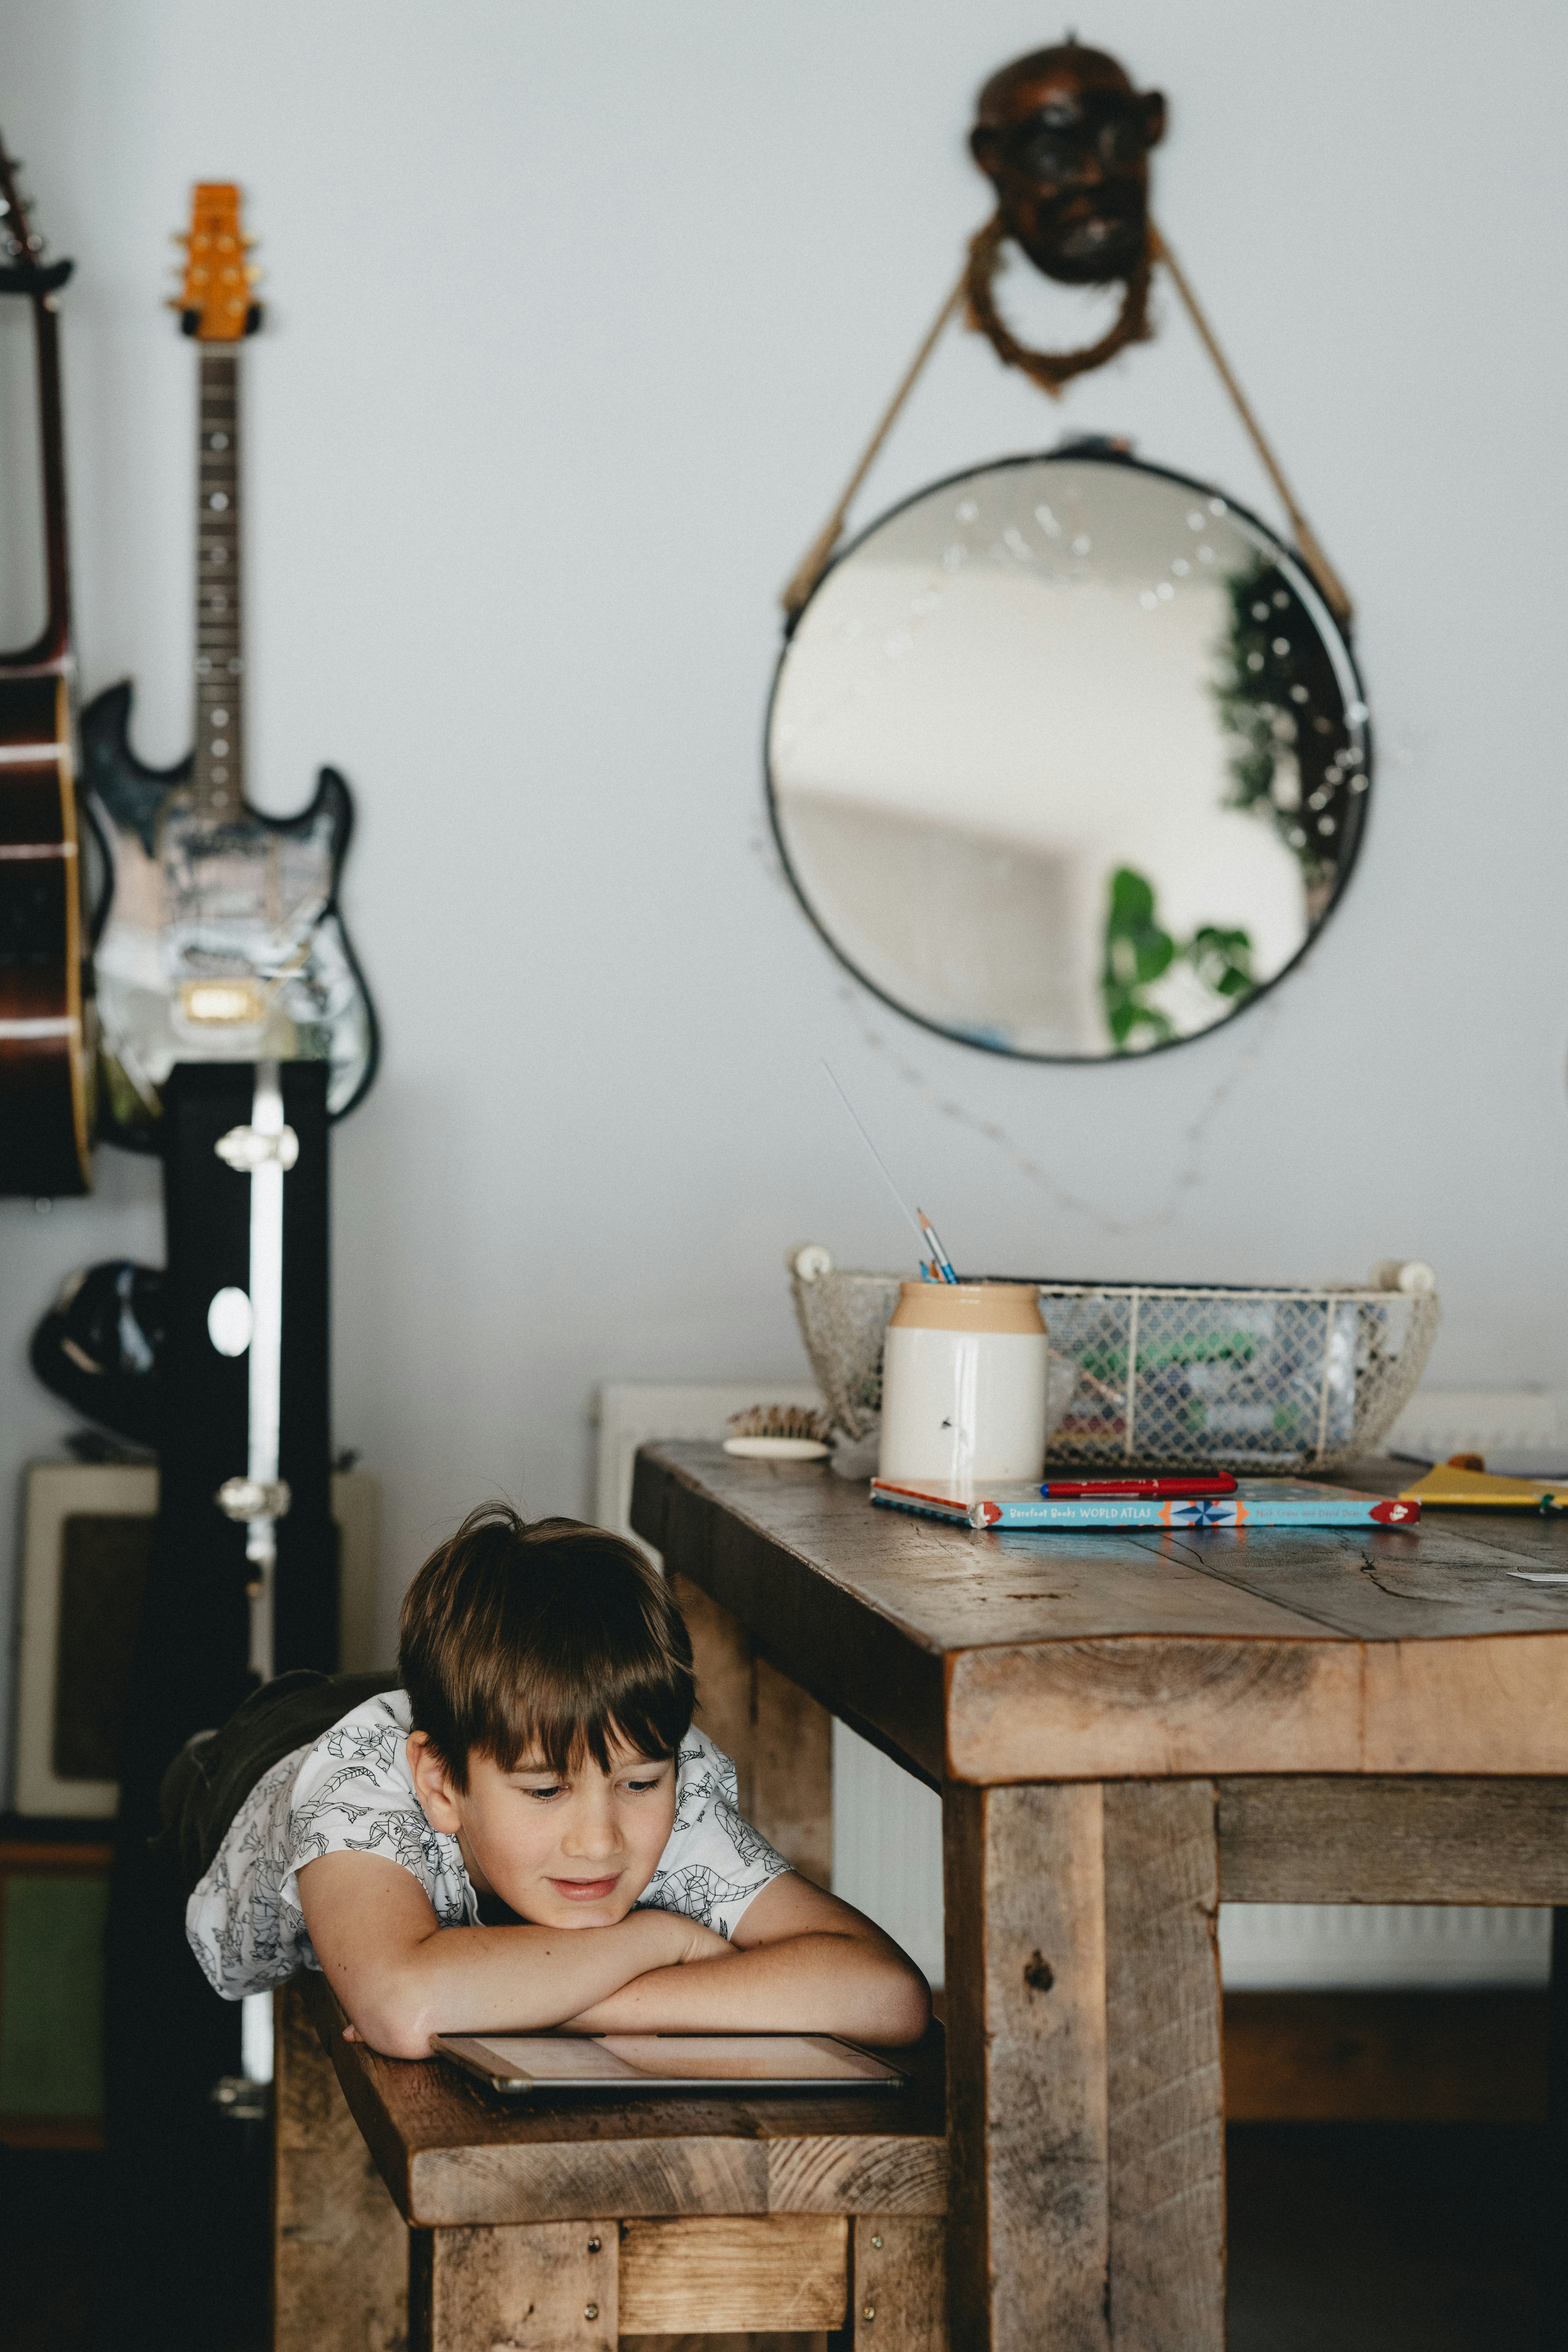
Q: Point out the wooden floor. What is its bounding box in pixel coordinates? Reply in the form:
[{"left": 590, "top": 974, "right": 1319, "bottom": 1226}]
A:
[
  {"left": 1228, "top": 2123, "right": 1543, "bottom": 2350},
  {"left": 0, "top": 2131, "right": 270, "bottom": 2352},
  {"left": 0, "top": 2123, "right": 1544, "bottom": 2351}
]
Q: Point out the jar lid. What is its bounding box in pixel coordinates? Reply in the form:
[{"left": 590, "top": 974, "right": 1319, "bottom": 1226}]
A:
[{"left": 889, "top": 1280, "right": 1046, "bottom": 1336}]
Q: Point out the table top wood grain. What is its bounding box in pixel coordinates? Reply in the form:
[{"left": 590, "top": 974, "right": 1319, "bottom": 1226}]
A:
[{"left": 630, "top": 1444, "right": 1568, "bottom": 1784}]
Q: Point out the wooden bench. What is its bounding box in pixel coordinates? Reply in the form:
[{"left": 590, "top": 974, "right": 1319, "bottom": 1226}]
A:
[{"left": 274, "top": 1971, "right": 948, "bottom": 2350}]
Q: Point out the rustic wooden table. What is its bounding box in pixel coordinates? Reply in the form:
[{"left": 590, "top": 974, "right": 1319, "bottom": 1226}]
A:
[{"left": 631, "top": 1441, "right": 1568, "bottom": 2352}]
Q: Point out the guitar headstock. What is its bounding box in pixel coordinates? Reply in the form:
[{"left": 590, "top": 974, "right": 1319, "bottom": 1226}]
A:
[
  {"left": 173, "top": 181, "right": 261, "bottom": 340},
  {"left": 0, "top": 127, "right": 73, "bottom": 297},
  {"left": 0, "top": 131, "right": 39, "bottom": 263}
]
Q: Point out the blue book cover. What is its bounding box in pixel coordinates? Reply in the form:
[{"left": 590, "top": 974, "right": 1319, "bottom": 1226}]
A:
[{"left": 870, "top": 1476, "right": 1420, "bottom": 1531}]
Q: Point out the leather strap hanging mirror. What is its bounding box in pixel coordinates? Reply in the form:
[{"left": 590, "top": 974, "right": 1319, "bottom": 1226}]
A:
[
  {"left": 784, "top": 38, "right": 1349, "bottom": 628},
  {"left": 771, "top": 39, "right": 1365, "bottom": 1064}
]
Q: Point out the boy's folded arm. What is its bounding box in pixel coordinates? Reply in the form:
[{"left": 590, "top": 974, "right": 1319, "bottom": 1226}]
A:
[
  {"left": 297, "top": 1851, "right": 726, "bottom": 2058},
  {"left": 562, "top": 1872, "right": 931, "bottom": 2046}
]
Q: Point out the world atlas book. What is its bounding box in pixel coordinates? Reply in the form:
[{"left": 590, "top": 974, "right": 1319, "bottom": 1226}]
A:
[{"left": 869, "top": 1477, "right": 1420, "bottom": 1530}]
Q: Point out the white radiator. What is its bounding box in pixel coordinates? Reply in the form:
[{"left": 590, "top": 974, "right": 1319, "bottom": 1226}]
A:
[{"left": 593, "top": 1384, "right": 1565, "bottom": 1990}]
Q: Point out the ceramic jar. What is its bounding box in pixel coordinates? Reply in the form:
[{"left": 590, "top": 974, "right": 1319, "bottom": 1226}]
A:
[{"left": 878, "top": 1281, "right": 1049, "bottom": 1485}]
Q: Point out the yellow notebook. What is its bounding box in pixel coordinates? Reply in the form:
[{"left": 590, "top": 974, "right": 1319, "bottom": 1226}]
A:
[{"left": 1398, "top": 1465, "right": 1568, "bottom": 1511}]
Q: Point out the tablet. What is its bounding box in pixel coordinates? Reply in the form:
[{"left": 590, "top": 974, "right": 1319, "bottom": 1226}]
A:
[{"left": 433, "top": 2031, "right": 911, "bottom": 2096}]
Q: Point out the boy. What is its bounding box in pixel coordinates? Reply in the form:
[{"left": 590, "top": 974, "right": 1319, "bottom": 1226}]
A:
[{"left": 180, "top": 1504, "right": 929, "bottom": 2053}]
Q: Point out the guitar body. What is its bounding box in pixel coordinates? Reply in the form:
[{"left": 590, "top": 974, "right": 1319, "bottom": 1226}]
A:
[
  {"left": 83, "top": 679, "right": 378, "bottom": 1150},
  {"left": 0, "top": 667, "right": 92, "bottom": 1191},
  {"left": 0, "top": 144, "right": 92, "bottom": 1195}
]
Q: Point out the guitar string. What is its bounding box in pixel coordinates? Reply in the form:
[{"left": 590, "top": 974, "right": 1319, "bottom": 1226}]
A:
[
  {"left": 747, "top": 820, "right": 1283, "bottom": 1238},
  {"left": 834, "top": 977, "right": 1284, "bottom": 1240}
]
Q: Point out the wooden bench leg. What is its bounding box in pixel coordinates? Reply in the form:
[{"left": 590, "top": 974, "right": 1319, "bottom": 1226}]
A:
[
  {"left": 274, "top": 1978, "right": 408, "bottom": 2351},
  {"left": 847, "top": 2214, "right": 948, "bottom": 2348},
  {"left": 408, "top": 2221, "right": 617, "bottom": 2350},
  {"left": 943, "top": 1781, "right": 1223, "bottom": 2352},
  {"left": 673, "top": 1571, "right": 833, "bottom": 1889}
]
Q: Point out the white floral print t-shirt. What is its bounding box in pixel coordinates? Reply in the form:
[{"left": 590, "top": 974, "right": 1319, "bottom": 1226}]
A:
[{"left": 185, "top": 1688, "right": 790, "bottom": 2001}]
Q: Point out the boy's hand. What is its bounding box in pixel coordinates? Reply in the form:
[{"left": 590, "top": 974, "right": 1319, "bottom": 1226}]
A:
[
  {"left": 622, "top": 1906, "right": 733, "bottom": 1970},
  {"left": 662, "top": 1916, "right": 736, "bottom": 1967},
  {"left": 560, "top": 1913, "right": 737, "bottom": 2031},
  {"left": 560, "top": 1872, "right": 932, "bottom": 2044}
]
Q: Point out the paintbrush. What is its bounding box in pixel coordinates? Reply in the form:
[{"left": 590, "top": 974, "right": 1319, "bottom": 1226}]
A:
[
  {"left": 918, "top": 1211, "right": 957, "bottom": 1284},
  {"left": 822, "top": 1063, "right": 958, "bottom": 1283}
]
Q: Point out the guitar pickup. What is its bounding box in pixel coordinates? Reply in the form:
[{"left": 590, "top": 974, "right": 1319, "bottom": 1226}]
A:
[{"left": 180, "top": 977, "right": 267, "bottom": 1026}]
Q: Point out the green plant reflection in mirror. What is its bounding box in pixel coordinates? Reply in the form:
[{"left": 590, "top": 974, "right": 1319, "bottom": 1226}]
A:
[
  {"left": 1101, "top": 866, "right": 1253, "bottom": 1052},
  {"left": 1217, "top": 559, "right": 1367, "bottom": 913}
]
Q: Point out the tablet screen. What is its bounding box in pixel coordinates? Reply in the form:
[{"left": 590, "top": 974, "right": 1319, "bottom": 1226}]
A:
[{"left": 435, "top": 2031, "right": 906, "bottom": 2092}]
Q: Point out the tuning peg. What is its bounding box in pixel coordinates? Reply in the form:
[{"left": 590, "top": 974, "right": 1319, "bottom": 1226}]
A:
[
  {"left": 245, "top": 266, "right": 263, "bottom": 285},
  {"left": 171, "top": 231, "right": 190, "bottom": 246}
]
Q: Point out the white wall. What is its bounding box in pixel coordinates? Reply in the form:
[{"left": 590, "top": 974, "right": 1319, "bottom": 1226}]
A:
[{"left": 2, "top": 0, "right": 1567, "bottom": 1790}]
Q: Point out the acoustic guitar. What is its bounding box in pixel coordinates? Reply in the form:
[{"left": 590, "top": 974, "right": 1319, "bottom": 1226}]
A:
[
  {"left": 83, "top": 183, "right": 377, "bottom": 1151},
  {"left": 0, "top": 130, "right": 94, "bottom": 1195}
]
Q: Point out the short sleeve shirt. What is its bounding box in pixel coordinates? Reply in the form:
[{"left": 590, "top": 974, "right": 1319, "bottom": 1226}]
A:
[{"left": 185, "top": 1688, "right": 790, "bottom": 2001}]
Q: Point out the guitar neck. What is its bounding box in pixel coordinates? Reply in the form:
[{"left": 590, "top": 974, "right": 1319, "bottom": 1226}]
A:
[
  {"left": 31, "top": 294, "right": 71, "bottom": 666},
  {"left": 0, "top": 130, "right": 72, "bottom": 672},
  {"left": 192, "top": 348, "right": 245, "bottom": 819},
  {"left": 0, "top": 278, "right": 74, "bottom": 675}
]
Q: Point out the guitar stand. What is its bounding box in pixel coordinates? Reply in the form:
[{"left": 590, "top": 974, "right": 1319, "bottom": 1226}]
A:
[
  {"left": 102, "top": 1059, "right": 337, "bottom": 2352},
  {"left": 158, "top": 1055, "right": 337, "bottom": 1693}
]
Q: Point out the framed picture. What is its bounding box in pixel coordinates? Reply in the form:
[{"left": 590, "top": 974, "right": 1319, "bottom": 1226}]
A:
[
  {"left": 13, "top": 1463, "right": 380, "bottom": 1818},
  {"left": 0, "top": 1830, "right": 114, "bottom": 2149}
]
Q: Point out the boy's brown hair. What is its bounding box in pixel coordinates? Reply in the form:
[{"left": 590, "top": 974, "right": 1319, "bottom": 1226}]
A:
[{"left": 397, "top": 1505, "right": 695, "bottom": 1790}]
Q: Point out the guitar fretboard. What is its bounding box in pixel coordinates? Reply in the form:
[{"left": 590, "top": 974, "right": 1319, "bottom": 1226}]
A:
[{"left": 192, "top": 350, "right": 244, "bottom": 821}]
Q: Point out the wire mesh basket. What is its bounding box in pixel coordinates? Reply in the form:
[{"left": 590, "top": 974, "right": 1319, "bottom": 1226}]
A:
[{"left": 789, "top": 1248, "right": 1441, "bottom": 1472}]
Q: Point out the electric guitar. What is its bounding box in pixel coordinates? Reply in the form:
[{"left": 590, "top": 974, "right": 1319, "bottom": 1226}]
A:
[
  {"left": 83, "top": 182, "right": 377, "bottom": 1150},
  {"left": 0, "top": 129, "right": 94, "bottom": 1195}
]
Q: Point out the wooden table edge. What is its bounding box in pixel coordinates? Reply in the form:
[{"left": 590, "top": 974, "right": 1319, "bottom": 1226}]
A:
[{"left": 636, "top": 1445, "right": 1568, "bottom": 1784}]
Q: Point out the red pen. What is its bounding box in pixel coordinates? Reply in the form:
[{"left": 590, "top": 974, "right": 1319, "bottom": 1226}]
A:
[{"left": 1038, "top": 1475, "right": 1239, "bottom": 1499}]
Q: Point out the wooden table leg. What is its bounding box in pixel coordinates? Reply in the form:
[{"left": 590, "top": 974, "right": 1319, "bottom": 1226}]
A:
[
  {"left": 1103, "top": 1781, "right": 1225, "bottom": 2349},
  {"left": 943, "top": 1780, "right": 1223, "bottom": 2352},
  {"left": 754, "top": 1655, "right": 833, "bottom": 1889},
  {"left": 1545, "top": 1908, "right": 1568, "bottom": 2348},
  {"left": 672, "top": 1570, "right": 833, "bottom": 1888}
]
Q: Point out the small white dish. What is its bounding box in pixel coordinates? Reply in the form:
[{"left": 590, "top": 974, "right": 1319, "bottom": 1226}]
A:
[{"left": 722, "top": 1437, "right": 830, "bottom": 1461}]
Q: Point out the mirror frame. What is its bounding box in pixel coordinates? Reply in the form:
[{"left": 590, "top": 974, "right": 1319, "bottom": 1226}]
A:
[{"left": 765, "top": 446, "right": 1372, "bottom": 1063}]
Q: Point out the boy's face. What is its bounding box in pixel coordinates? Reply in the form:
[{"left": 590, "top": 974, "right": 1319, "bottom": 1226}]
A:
[{"left": 407, "top": 1728, "right": 679, "bottom": 1930}]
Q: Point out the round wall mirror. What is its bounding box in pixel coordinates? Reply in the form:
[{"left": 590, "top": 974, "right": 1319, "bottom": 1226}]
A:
[{"left": 767, "top": 449, "right": 1371, "bottom": 1058}]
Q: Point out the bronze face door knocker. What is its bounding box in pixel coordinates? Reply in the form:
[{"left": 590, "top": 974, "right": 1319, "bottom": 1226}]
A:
[
  {"left": 769, "top": 39, "right": 1367, "bottom": 1066},
  {"left": 966, "top": 40, "right": 1165, "bottom": 397}
]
